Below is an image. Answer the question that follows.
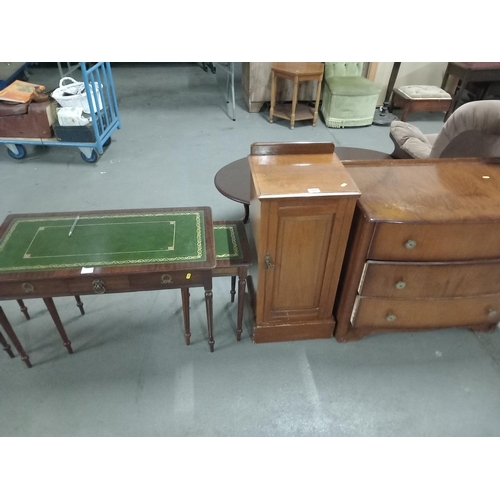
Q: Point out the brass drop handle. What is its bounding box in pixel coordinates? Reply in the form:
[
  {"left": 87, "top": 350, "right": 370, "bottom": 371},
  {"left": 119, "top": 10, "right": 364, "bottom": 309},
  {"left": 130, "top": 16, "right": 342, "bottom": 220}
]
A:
[
  {"left": 264, "top": 252, "right": 275, "bottom": 270},
  {"left": 161, "top": 274, "right": 173, "bottom": 284},
  {"left": 92, "top": 279, "right": 106, "bottom": 294},
  {"left": 22, "top": 282, "right": 35, "bottom": 293},
  {"left": 488, "top": 309, "right": 497, "bottom": 318},
  {"left": 386, "top": 313, "right": 397, "bottom": 322},
  {"left": 395, "top": 281, "right": 406, "bottom": 290},
  {"left": 405, "top": 240, "right": 417, "bottom": 249}
]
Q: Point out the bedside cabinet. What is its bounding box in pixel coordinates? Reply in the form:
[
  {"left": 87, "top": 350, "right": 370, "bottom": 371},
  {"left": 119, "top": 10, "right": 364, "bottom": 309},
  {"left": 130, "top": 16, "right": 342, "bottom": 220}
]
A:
[
  {"left": 335, "top": 157, "right": 500, "bottom": 342},
  {"left": 247, "top": 142, "right": 361, "bottom": 343}
]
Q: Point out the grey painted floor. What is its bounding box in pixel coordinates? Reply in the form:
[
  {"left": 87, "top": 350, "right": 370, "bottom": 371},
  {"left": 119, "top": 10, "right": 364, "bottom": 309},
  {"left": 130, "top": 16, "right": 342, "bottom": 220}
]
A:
[{"left": 1, "top": 63, "right": 500, "bottom": 437}]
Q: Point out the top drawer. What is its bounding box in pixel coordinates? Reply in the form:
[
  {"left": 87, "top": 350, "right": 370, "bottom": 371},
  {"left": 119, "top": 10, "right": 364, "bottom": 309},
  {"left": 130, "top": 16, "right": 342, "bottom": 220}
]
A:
[{"left": 368, "top": 222, "right": 500, "bottom": 261}]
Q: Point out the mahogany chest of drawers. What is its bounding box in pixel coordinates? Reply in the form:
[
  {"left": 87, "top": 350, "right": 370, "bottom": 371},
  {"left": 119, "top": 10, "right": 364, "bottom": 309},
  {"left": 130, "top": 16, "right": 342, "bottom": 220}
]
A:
[{"left": 334, "top": 157, "right": 500, "bottom": 342}]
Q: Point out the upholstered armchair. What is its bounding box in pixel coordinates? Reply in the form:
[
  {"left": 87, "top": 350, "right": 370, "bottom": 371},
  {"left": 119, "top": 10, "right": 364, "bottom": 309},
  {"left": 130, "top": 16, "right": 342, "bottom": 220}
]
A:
[
  {"left": 390, "top": 100, "right": 500, "bottom": 159},
  {"left": 321, "top": 63, "right": 381, "bottom": 128}
]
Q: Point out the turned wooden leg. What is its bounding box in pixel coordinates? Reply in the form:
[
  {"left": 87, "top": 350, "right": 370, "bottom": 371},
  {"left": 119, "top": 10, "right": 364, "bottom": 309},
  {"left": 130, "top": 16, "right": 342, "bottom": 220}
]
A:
[
  {"left": 181, "top": 288, "right": 191, "bottom": 346},
  {"left": 43, "top": 298, "right": 73, "bottom": 354},
  {"left": 230, "top": 276, "right": 236, "bottom": 303},
  {"left": 290, "top": 74, "right": 299, "bottom": 129},
  {"left": 0, "top": 307, "right": 31, "bottom": 367},
  {"left": 270, "top": 71, "right": 276, "bottom": 123},
  {"left": 313, "top": 77, "right": 322, "bottom": 126},
  {"left": 74, "top": 295, "right": 85, "bottom": 315},
  {"left": 204, "top": 282, "right": 214, "bottom": 353},
  {"left": 236, "top": 271, "right": 247, "bottom": 342},
  {"left": 17, "top": 299, "right": 30, "bottom": 320},
  {"left": 0, "top": 328, "right": 15, "bottom": 358},
  {"left": 401, "top": 102, "right": 411, "bottom": 122}
]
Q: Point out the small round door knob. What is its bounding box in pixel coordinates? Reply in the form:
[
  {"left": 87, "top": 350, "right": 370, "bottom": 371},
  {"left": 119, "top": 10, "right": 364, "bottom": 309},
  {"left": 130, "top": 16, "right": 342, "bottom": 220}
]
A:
[
  {"left": 386, "top": 313, "right": 397, "bottom": 322},
  {"left": 405, "top": 240, "right": 417, "bottom": 249},
  {"left": 395, "top": 281, "right": 406, "bottom": 290}
]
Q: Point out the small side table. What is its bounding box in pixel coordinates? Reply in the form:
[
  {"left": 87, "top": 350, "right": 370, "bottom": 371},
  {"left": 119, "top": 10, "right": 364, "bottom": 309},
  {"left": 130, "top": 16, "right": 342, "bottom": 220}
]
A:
[{"left": 270, "top": 62, "right": 324, "bottom": 129}]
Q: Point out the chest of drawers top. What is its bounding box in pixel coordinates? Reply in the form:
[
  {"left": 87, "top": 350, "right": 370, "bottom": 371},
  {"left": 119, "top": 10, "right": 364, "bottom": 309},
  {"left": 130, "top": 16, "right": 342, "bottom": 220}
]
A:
[{"left": 344, "top": 157, "right": 500, "bottom": 223}]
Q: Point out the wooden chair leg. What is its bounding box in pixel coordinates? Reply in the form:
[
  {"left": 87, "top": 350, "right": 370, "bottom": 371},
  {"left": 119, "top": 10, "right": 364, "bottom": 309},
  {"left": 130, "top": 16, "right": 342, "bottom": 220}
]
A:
[
  {"left": 230, "top": 276, "right": 236, "bottom": 303},
  {"left": 17, "top": 299, "right": 30, "bottom": 320},
  {"left": 236, "top": 270, "right": 247, "bottom": 341},
  {"left": 0, "top": 328, "right": 15, "bottom": 358},
  {"left": 43, "top": 298, "right": 73, "bottom": 354},
  {"left": 401, "top": 102, "right": 411, "bottom": 122},
  {"left": 0, "top": 307, "right": 31, "bottom": 367},
  {"left": 181, "top": 288, "right": 191, "bottom": 346},
  {"left": 74, "top": 295, "right": 85, "bottom": 315}
]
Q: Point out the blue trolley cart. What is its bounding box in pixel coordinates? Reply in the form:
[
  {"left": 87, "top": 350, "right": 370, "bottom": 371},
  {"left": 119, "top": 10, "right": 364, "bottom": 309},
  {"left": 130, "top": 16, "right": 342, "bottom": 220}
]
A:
[{"left": 0, "top": 62, "right": 121, "bottom": 164}]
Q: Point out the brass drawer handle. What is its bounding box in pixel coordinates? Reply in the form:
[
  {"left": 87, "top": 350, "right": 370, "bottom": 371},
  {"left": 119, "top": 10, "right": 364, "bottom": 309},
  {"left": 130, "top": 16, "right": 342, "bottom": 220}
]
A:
[
  {"left": 395, "top": 281, "right": 406, "bottom": 290},
  {"left": 264, "top": 252, "right": 275, "bottom": 270},
  {"left": 161, "top": 274, "right": 173, "bottom": 284},
  {"left": 92, "top": 279, "right": 106, "bottom": 294},
  {"left": 386, "top": 313, "right": 397, "bottom": 322},
  {"left": 405, "top": 240, "right": 417, "bottom": 249},
  {"left": 22, "top": 282, "right": 34, "bottom": 293},
  {"left": 488, "top": 309, "right": 498, "bottom": 318}
]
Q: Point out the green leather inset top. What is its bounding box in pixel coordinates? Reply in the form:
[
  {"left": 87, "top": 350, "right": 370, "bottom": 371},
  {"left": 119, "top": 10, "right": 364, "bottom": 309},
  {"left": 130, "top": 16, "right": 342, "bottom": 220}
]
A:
[
  {"left": 0, "top": 211, "right": 206, "bottom": 272},
  {"left": 214, "top": 224, "right": 242, "bottom": 260}
]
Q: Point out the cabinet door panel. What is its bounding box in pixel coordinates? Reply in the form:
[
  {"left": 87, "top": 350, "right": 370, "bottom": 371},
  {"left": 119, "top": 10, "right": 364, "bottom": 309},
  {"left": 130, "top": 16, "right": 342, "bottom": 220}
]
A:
[
  {"left": 261, "top": 198, "right": 356, "bottom": 324},
  {"left": 273, "top": 214, "right": 333, "bottom": 310}
]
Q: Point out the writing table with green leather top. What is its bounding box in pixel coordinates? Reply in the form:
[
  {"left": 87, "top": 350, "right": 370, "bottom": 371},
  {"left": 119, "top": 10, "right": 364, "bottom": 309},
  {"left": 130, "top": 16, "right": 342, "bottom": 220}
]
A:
[{"left": 0, "top": 207, "right": 216, "bottom": 367}]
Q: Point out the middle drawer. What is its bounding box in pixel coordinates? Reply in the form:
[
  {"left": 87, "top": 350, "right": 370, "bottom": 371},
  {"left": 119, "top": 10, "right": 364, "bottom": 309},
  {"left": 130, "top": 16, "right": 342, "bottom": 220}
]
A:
[{"left": 359, "top": 260, "right": 500, "bottom": 299}]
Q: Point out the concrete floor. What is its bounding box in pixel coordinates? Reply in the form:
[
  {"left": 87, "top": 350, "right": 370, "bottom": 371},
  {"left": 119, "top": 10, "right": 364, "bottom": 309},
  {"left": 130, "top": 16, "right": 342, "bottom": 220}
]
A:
[{"left": 1, "top": 62, "right": 500, "bottom": 437}]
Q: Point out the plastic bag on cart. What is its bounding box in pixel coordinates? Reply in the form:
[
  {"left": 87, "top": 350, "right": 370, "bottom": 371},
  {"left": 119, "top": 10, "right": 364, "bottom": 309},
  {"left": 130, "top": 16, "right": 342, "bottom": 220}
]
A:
[{"left": 51, "top": 77, "right": 103, "bottom": 114}]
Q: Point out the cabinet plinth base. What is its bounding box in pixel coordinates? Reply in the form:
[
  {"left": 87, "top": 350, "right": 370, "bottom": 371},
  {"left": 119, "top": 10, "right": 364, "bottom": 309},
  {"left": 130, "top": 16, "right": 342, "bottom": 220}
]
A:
[{"left": 252, "top": 319, "right": 335, "bottom": 343}]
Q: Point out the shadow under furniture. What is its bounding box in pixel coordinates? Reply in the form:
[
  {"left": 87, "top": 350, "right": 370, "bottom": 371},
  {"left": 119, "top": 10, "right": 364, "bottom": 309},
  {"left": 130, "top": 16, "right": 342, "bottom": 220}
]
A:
[{"left": 389, "top": 100, "right": 500, "bottom": 159}]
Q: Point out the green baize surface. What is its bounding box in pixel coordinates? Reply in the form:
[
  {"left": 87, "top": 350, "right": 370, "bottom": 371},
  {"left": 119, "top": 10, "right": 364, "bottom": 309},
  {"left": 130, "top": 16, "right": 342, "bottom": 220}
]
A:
[{"left": 0, "top": 211, "right": 206, "bottom": 272}]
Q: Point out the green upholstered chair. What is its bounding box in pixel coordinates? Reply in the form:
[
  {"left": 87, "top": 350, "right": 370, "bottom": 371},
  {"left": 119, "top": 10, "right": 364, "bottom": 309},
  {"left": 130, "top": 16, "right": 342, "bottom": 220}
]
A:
[{"left": 321, "top": 63, "right": 381, "bottom": 128}]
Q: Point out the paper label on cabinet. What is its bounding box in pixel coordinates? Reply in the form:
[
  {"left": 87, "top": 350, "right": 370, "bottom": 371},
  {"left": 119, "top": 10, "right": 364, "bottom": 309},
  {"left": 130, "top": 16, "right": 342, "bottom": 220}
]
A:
[
  {"left": 81, "top": 267, "right": 94, "bottom": 274},
  {"left": 307, "top": 188, "right": 321, "bottom": 193}
]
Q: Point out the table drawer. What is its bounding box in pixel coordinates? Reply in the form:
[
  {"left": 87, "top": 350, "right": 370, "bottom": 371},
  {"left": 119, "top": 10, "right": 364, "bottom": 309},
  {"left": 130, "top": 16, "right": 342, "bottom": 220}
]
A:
[
  {"left": 359, "top": 260, "right": 500, "bottom": 298},
  {"left": 126, "top": 270, "right": 207, "bottom": 290},
  {"left": 0, "top": 279, "right": 70, "bottom": 299},
  {"left": 351, "top": 295, "right": 500, "bottom": 329},
  {"left": 67, "top": 276, "right": 131, "bottom": 294},
  {"left": 368, "top": 222, "right": 500, "bottom": 261}
]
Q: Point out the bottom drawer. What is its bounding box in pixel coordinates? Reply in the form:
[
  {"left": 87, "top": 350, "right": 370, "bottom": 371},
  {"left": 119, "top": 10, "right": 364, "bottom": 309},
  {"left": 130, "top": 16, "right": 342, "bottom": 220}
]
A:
[{"left": 352, "top": 295, "right": 500, "bottom": 329}]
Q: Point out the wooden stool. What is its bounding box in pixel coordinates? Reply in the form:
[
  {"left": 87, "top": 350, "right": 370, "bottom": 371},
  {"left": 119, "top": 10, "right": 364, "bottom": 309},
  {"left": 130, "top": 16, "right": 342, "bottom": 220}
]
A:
[
  {"left": 389, "top": 85, "right": 452, "bottom": 121},
  {"left": 181, "top": 221, "right": 251, "bottom": 342},
  {"left": 270, "top": 62, "right": 324, "bottom": 129}
]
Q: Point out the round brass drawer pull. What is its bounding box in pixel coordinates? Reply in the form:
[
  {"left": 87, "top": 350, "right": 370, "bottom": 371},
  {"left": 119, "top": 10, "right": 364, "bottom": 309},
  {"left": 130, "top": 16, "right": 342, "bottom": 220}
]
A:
[
  {"left": 22, "top": 282, "right": 34, "bottom": 293},
  {"left": 386, "top": 313, "right": 397, "bottom": 322},
  {"left": 488, "top": 309, "right": 497, "bottom": 318},
  {"left": 405, "top": 240, "right": 417, "bottom": 249},
  {"left": 161, "top": 274, "right": 173, "bottom": 284},
  {"left": 395, "top": 281, "right": 406, "bottom": 290},
  {"left": 92, "top": 279, "right": 106, "bottom": 294}
]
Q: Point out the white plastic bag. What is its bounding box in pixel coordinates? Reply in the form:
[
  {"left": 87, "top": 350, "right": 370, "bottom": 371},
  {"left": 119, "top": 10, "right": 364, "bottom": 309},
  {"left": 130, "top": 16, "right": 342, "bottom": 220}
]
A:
[{"left": 52, "top": 77, "right": 102, "bottom": 113}]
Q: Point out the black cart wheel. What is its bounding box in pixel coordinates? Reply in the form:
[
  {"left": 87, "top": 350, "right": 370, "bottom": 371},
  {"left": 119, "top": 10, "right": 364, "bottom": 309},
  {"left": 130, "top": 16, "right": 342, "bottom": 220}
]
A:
[
  {"left": 7, "top": 145, "right": 27, "bottom": 159},
  {"left": 81, "top": 149, "right": 99, "bottom": 163},
  {"left": 104, "top": 137, "right": 111, "bottom": 147}
]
